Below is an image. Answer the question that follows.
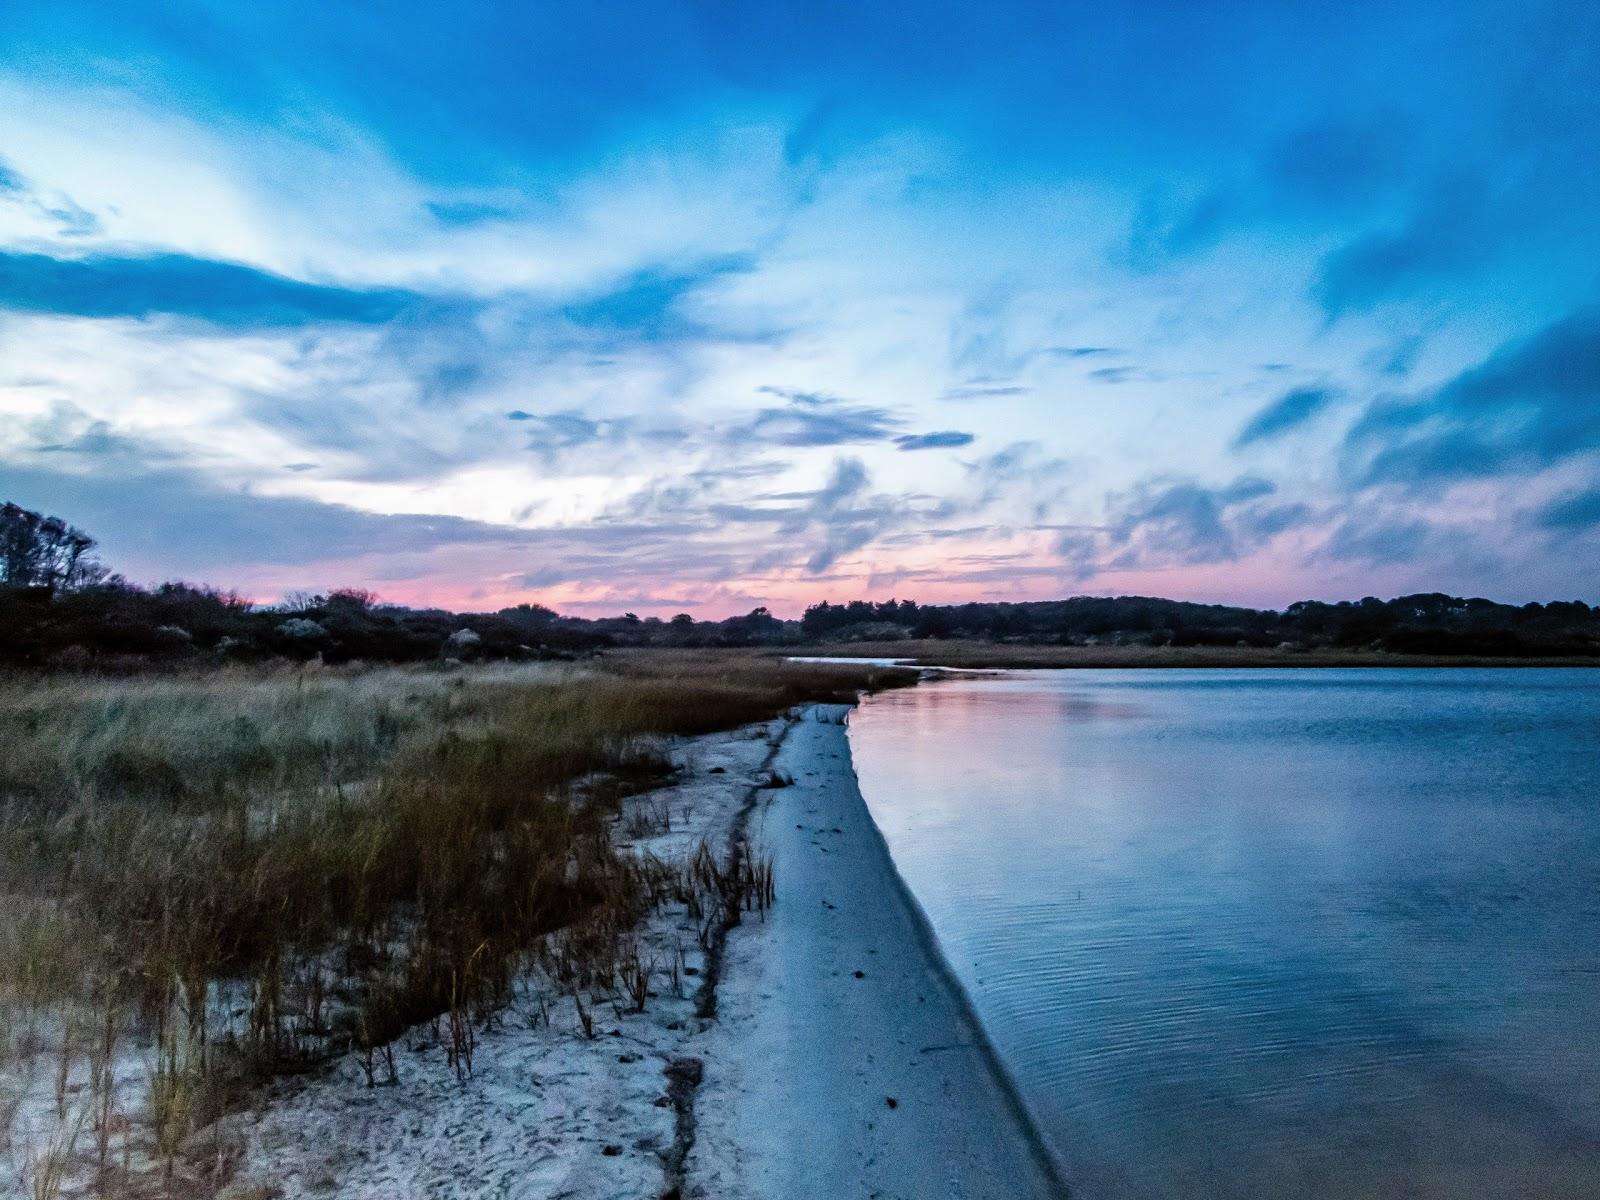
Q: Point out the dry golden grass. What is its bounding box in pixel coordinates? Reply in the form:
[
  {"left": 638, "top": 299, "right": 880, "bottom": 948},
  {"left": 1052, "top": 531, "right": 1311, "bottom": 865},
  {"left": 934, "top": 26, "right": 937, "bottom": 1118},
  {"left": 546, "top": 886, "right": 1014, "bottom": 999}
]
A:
[{"left": 0, "top": 651, "right": 914, "bottom": 1186}]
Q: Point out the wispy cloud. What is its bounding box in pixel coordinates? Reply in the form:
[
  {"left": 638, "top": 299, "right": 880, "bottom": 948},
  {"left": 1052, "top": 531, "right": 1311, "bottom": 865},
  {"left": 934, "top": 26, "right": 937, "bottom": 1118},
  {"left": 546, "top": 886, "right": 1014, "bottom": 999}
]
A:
[
  {"left": 1345, "top": 306, "right": 1600, "bottom": 487},
  {"left": 0, "top": 1, "right": 1595, "bottom": 611},
  {"left": 1234, "top": 386, "right": 1339, "bottom": 448},
  {"left": 0, "top": 250, "right": 422, "bottom": 326},
  {"left": 1314, "top": 176, "right": 1500, "bottom": 316},
  {"left": 895, "top": 430, "right": 975, "bottom": 450},
  {"left": 735, "top": 390, "right": 902, "bottom": 447}
]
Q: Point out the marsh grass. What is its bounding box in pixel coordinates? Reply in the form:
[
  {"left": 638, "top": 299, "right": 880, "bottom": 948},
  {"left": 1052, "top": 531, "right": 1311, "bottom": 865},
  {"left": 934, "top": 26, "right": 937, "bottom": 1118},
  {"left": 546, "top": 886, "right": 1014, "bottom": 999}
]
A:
[{"left": 0, "top": 652, "right": 912, "bottom": 1187}]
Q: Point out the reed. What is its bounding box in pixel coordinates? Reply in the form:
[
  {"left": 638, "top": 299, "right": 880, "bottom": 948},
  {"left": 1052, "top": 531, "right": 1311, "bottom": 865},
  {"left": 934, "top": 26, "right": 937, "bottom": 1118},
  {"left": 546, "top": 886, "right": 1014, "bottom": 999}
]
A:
[{"left": 0, "top": 652, "right": 912, "bottom": 1186}]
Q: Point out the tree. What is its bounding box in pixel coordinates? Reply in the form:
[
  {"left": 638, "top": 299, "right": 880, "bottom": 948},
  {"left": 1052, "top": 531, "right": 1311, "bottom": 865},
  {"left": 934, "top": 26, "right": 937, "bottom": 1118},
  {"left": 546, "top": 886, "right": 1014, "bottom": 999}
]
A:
[{"left": 0, "top": 502, "right": 106, "bottom": 591}]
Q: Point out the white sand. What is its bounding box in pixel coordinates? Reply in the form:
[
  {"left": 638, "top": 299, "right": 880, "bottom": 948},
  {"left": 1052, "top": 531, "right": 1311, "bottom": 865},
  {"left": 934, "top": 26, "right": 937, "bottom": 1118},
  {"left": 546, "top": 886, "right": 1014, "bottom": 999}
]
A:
[
  {"left": 9, "top": 705, "right": 1067, "bottom": 1198},
  {"left": 221, "top": 718, "right": 788, "bottom": 1200},
  {"left": 691, "top": 704, "right": 1069, "bottom": 1199}
]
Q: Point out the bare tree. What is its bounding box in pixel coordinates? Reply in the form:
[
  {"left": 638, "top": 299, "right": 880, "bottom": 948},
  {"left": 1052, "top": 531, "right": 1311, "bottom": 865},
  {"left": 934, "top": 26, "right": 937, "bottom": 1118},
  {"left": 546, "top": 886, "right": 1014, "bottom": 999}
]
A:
[{"left": 0, "top": 502, "right": 107, "bottom": 591}]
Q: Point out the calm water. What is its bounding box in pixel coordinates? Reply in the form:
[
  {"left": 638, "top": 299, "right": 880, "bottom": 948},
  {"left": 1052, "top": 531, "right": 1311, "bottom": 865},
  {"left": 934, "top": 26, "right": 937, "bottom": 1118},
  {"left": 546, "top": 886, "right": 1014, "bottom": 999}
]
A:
[{"left": 848, "top": 669, "right": 1600, "bottom": 1199}]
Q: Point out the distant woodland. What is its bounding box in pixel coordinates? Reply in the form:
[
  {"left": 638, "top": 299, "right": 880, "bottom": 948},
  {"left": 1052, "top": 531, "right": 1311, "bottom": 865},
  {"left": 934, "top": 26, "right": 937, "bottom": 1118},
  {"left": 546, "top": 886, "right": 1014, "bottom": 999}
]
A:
[{"left": 5, "top": 501, "right": 1599, "bottom": 668}]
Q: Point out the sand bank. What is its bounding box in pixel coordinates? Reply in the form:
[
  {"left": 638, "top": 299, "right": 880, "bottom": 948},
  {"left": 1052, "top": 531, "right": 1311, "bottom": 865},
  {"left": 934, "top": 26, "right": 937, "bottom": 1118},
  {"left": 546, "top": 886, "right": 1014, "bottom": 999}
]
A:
[
  {"left": 210, "top": 719, "right": 790, "bottom": 1199},
  {"left": 117, "top": 702, "right": 1062, "bottom": 1198},
  {"left": 689, "top": 704, "right": 1069, "bottom": 1199}
]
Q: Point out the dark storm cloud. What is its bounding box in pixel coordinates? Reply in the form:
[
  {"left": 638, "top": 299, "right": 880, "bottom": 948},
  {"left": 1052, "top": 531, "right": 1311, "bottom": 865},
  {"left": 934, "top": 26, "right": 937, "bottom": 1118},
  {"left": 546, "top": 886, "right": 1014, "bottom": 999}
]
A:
[
  {"left": 1234, "top": 386, "right": 1339, "bottom": 448},
  {"left": 0, "top": 250, "right": 423, "bottom": 326}
]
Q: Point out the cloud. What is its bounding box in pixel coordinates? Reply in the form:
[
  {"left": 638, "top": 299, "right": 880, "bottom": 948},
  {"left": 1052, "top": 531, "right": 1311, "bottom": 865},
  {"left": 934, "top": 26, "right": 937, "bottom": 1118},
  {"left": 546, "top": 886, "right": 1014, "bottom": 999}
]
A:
[
  {"left": 2, "top": 461, "right": 528, "bottom": 571},
  {"left": 1314, "top": 176, "right": 1497, "bottom": 316},
  {"left": 1234, "top": 385, "right": 1338, "bottom": 447},
  {"left": 940, "top": 383, "right": 1031, "bottom": 400},
  {"left": 1237, "top": 500, "right": 1314, "bottom": 541},
  {"left": 1346, "top": 306, "right": 1600, "bottom": 486},
  {"left": 425, "top": 199, "right": 522, "bottom": 226},
  {"left": 1263, "top": 117, "right": 1408, "bottom": 212},
  {"left": 2, "top": 453, "right": 799, "bottom": 606},
  {"left": 0, "top": 250, "right": 422, "bottom": 326},
  {"left": 1369, "top": 335, "right": 1424, "bottom": 378},
  {"left": 1126, "top": 187, "right": 1235, "bottom": 262},
  {"left": 895, "top": 430, "right": 975, "bottom": 450},
  {"left": 0, "top": 156, "right": 103, "bottom": 236},
  {"left": 745, "top": 457, "right": 920, "bottom": 574},
  {"left": 1047, "top": 474, "right": 1305, "bottom": 582},
  {"left": 1537, "top": 487, "right": 1600, "bottom": 531},
  {"left": 1053, "top": 528, "right": 1102, "bottom": 581},
  {"left": 795, "top": 458, "right": 878, "bottom": 572},
  {"left": 1321, "top": 514, "right": 1432, "bottom": 564},
  {"left": 522, "top": 411, "right": 605, "bottom": 451},
  {"left": 1087, "top": 366, "right": 1133, "bottom": 385},
  {"left": 957, "top": 441, "right": 1072, "bottom": 517},
  {"left": 24, "top": 409, "right": 177, "bottom": 468},
  {"left": 735, "top": 390, "right": 901, "bottom": 447},
  {"left": 1102, "top": 475, "right": 1285, "bottom": 568},
  {"left": 558, "top": 254, "right": 757, "bottom": 343},
  {"left": 38, "top": 196, "right": 101, "bottom": 237},
  {"left": 1113, "top": 476, "right": 1273, "bottom": 566},
  {"left": 1126, "top": 115, "right": 1413, "bottom": 269}
]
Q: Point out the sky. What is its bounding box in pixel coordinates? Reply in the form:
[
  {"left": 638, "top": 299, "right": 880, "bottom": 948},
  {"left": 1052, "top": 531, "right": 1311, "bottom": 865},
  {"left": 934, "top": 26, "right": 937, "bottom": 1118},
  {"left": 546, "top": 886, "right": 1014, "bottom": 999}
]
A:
[{"left": 1, "top": 1, "right": 1597, "bottom": 616}]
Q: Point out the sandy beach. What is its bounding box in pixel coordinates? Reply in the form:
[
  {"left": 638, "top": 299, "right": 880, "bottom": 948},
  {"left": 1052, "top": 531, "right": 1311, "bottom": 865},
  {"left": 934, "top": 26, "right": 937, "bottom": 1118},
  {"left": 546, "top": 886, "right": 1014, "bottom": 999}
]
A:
[
  {"left": 691, "top": 704, "right": 1069, "bottom": 1200},
  {"left": 3, "top": 689, "right": 1056, "bottom": 1197},
  {"left": 187, "top": 701, "right": 1066, "bottom": 1198}
]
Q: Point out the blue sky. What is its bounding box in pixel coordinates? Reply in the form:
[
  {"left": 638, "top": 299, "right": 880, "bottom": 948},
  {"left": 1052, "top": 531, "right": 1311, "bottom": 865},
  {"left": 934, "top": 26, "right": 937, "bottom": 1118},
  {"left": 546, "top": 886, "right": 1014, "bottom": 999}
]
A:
[{"left": 1, "top": 0, "right": 1596, "bottom": 613}]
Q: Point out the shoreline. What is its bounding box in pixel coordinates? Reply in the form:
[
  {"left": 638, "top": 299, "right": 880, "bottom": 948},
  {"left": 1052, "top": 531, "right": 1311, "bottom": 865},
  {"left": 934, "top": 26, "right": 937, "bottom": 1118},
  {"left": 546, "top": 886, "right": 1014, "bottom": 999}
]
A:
[
  {"left": 33, "top": 694, "right": 1064, "bottom": 1197},
  {"left": 797, "top": 640, "right": 1600, "bottom": 670},
  {"left": 691, "top": 704, "right": 1070, "bottom": 1198}
]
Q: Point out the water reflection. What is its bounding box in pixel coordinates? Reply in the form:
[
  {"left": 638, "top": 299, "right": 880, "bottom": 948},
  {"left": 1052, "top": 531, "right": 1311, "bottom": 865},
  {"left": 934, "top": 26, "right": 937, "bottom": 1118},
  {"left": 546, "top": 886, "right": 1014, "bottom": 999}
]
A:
[{"left": 848, "top": 669, "right": 1600, "bottom": 1199}]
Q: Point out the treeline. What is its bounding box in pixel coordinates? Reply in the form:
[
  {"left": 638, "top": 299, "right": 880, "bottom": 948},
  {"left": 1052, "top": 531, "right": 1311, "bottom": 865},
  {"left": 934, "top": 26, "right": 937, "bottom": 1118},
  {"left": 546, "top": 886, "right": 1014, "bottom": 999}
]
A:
[
  {"left": 3, "top": 500, "right": 1598, "bottom": 667},
  {"left": 0, "top": 583, "right": 802, "bottom": 667},
  {"left": 796, "top": 595, "right": 1600, "bottom": 657}
]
